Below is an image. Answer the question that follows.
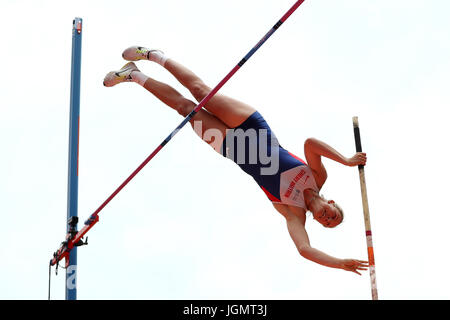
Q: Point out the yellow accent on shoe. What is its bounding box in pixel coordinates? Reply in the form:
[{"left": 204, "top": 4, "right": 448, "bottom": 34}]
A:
[{"left": 103, "top": 62, "right": 140, "bottom": 87}]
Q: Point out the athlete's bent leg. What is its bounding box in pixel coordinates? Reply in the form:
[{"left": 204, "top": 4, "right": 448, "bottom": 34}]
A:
[
  {"left": 122, "top": 46, "right": 256, "bottom": 128},
  {"left": 135, "top": 72, "right": 229, "bottom": 153},
  {"left": 104, "top": 64, "right": 228, "bottom": 153},
  {"left": 164, "top": 58, "right": 256, "bottom": 128}
]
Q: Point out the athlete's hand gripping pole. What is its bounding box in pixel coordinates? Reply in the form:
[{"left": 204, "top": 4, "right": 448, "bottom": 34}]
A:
[
  {"left": 352, "top": 116, "right": 379, "bottom": 300},
  {"left": 49, "top": 0, "right": 307, "bottom": 268}
]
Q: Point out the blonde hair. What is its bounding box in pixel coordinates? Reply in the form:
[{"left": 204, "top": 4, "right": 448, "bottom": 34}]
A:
[
  {"left": 332, "top": 202, "right": 344, "bottom": 224},
  {"left": 320, "top": 193, "right": 344, "bottom": 225}
]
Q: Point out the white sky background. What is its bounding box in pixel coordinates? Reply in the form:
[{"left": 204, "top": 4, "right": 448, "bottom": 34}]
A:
[{"left": 1, "top": 0, "right": 449, "bottom": 300}]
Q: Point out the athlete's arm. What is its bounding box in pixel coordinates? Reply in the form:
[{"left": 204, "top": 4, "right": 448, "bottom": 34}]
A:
[
  {"left": 304, "top": 138, "right": 367, "bottom": 184},
  {"left": 285, "top": 215, "right": 341, "bottom": 269},
  {"left": 274, "top": 204, "right": 366, "bottom": 273},
  {"left": 287, "top": 216, "right": 368, "bottom": 274}
]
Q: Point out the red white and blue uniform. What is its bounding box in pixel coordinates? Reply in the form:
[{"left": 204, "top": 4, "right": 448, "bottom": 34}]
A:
[{"left": 221, "top": 111, "right": 319, "bottom": 210}]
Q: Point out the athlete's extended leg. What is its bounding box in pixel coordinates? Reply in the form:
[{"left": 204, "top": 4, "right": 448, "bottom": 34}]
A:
[
  {"left": 122, "top": 46, "right": 256, "bottom": 128},
  {"left": 104, "top": 62, "right": 228, "bottom": 153}
]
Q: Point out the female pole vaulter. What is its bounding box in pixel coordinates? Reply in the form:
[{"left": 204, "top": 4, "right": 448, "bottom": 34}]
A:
[{"left": 103, "top": 46, "right": 369, "bottom": 275}]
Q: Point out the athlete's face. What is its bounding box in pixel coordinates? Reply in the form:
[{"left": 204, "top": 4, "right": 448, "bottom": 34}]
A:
[{"left": 313, "top": 200, "right": 343, "bottom": 228}]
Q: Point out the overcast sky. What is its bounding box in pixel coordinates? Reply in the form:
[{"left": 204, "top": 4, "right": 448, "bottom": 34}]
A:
[{"left": 1, "top": 0, "right": 449, "bottom": 300}]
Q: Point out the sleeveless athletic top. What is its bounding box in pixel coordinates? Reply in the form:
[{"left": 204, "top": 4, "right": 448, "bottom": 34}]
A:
[{"left": 221, "top": 111, "right": 319, "bottom": 210}]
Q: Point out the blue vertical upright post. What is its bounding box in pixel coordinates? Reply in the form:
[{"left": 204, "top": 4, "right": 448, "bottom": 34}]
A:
[{"left": 66, "top": 17, "right": 82, "bottom": 300}]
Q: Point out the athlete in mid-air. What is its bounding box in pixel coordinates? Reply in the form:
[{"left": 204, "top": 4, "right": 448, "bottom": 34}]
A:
[{"left": 104, "top": 46, "right": 369, "bottom": 275}]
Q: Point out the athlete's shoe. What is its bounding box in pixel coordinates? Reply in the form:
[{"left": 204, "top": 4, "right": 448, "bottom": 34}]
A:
[
  {"left": 122, "top": 46, "right": 164, "bottom": 62},
  {"left": 103, "top": 62, "right": 139, "bottom": 87}
]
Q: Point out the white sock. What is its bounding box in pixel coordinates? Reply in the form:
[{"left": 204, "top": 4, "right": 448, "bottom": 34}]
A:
[
  {"left": 130, "top": 71, "right": 148, "bottom": 87},
  {"left": 148, "top": 50, "right": 168, "bottom": 66}
]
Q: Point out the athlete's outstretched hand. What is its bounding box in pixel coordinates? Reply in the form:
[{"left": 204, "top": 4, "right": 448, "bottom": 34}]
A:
[
  {"left": 345, "top": 152, "right": 367, "bottom": 167},
  {"left": 340, "top": 259, "right": 369, "bottom": 275}
]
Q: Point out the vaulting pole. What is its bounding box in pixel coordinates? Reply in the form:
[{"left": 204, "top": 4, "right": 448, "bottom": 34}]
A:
[
  {"left": 66, "top": 17, "right": 83, "bottom": 300},
  {"left": 352, "top": 116, "right": 378, "bottom": 300}
]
